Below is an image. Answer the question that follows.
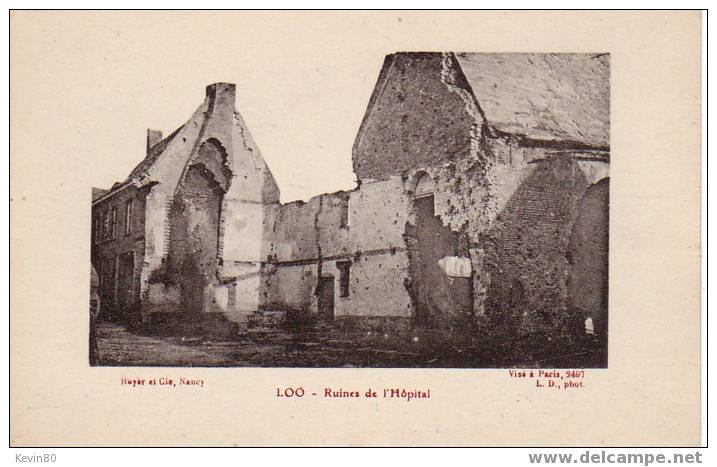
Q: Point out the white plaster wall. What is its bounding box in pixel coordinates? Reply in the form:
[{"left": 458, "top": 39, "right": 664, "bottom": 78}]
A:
[
  {"left": 233, "top": 274, "right": 262, "bottom": 315},
  {"left": 349, "top": 177, "right": 410, "bottom": 252},
  {"left": 222, "top": 201, "right": 272, "bottom": 262},
  {"left": 213, "top": 285, "right": 229, "bottom": 311},
  {"left": 264, "top": 264, "right": 316, "bottom": 312},
  {"left": 141, "top": 100, "right": 210, "bottom": 279},
  {"left": 334, "top": 252, "right": 412, "bottom": 317}
]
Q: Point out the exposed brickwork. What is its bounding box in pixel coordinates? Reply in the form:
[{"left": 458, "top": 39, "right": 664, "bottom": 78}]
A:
[
  {"left": 353, "top": 53, "right": 483, "bottom": 181},
  {"left": 477, "top": 158, "right": 592, "bottom": 326},
  {"left": 166, "top": 163, "right": 224, "bottom": 313}
]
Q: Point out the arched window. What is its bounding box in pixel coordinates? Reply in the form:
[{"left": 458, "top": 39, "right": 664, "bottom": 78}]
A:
[{"left": 414, "top": 173, "right": 435, "bottom": 198}]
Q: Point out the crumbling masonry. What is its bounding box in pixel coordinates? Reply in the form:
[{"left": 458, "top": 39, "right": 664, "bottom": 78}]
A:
[{"left": 91, "top": 52, "right": 610, "bottom": 336}]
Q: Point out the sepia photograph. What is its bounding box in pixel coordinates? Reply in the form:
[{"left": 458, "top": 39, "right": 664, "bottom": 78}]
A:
[{"left": 90, "top": 52, "right": 610, "bottom": 369}]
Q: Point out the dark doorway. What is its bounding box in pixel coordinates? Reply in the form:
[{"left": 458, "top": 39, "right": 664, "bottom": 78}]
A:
[
  {"left": 98, "top": 256, "right": 116, "bottom": 320},
  {"left": 317, "top": 275, "right": 335, "bottom": 319},
  {"left": 412, "top": 194, "right": 473, "bottom": 325},
  {"left": 116, "top": 251, "right": 135, "bottom": 317},
  {"left": 568, "top": 178, "right": 609, "bottom": 336}
]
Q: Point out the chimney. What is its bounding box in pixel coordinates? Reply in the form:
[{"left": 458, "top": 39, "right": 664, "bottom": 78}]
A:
[
  {"left": 146, "top": 129, "right": 163, "bottom": 155},
  {"left": 205, "top": 82, "right": 236, "bottom": 110}
]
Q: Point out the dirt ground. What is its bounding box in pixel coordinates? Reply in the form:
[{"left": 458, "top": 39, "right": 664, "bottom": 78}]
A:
[
  {"left": 95, "top": 318, "right": 606, "bottom": 368},
  {"left": 95, "top": 320, "right": 448, "bottom": 368}
]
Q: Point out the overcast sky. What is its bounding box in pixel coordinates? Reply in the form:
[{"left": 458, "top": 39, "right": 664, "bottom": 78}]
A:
[
  {"left": 13, "top": 12, "right": 427, "bottom": 202},
  {"left": 12, "top": 11, "right": 639, "bottom": 203}
]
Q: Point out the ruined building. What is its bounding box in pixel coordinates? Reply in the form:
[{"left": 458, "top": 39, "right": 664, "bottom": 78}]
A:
[{"left": 91, "top": 52, "right": 609, "bottom": 337}]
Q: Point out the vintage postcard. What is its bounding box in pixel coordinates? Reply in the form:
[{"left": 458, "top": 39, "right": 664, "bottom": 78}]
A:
[{"left": 10, "top": 10, "right": 702, "bottom": 446}]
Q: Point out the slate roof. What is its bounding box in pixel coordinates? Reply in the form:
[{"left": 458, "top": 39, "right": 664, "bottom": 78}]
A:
[
  {"left": 126, "top": 125, "right": 185, "bottom": 182},
  {"left": 456, "top": 53, "right": 609, "bottom": 148}
]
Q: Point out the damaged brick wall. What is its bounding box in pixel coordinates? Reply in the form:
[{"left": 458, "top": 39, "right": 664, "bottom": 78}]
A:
[
  {"left": 250, "top": 52, "right": 609, "bottom": 332},
  {"left": 126, "top": 83, "right": 280, "bottom": 322},
  {"left": 166, "top": 139, "right": 230, "bottom": 314},
  {"left": 262, "top": 191, "right": 353, "bottom": 315},
  {"left": 425, "top": 143, "right": 610, "bottom": 332},
  {"left": 262, "top": 181, "right": 415, "bottom": 320},
  {"left": 138, "top": 89, "right": 216, "bottom": 316},
  {"left": 94, "top": 57, "right": 610, "bottom": 334},
  {"left": 347, "top": 49, "right": 610, "bottom": 330},
  {"left": 262, "top": 198, "right": 322, "bottom": 312},
  {"left": 346, "top": 52, "right": 489, "bottom": 324},
  {"left": 405, "top": 192, "right": 473, "bottom": 325},
  {"left": 567, "top": 177, "right": 609, "bottom": 335},
  {"left": 352, "top": 52, "right": 484, "bottom": 182},
  {"left": 475, "top": 157, "right": 591, "bottom": 329},
  {"left": 215, "top": 105, "right": 280, "bottom": 319},
  {"left": 341, "top": 178, "right": 413, "bottom": 318}
]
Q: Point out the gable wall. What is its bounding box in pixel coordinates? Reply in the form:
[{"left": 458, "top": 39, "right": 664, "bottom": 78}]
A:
[{"left": 352, "top": 53, "right": 482, "bottom": 182}]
